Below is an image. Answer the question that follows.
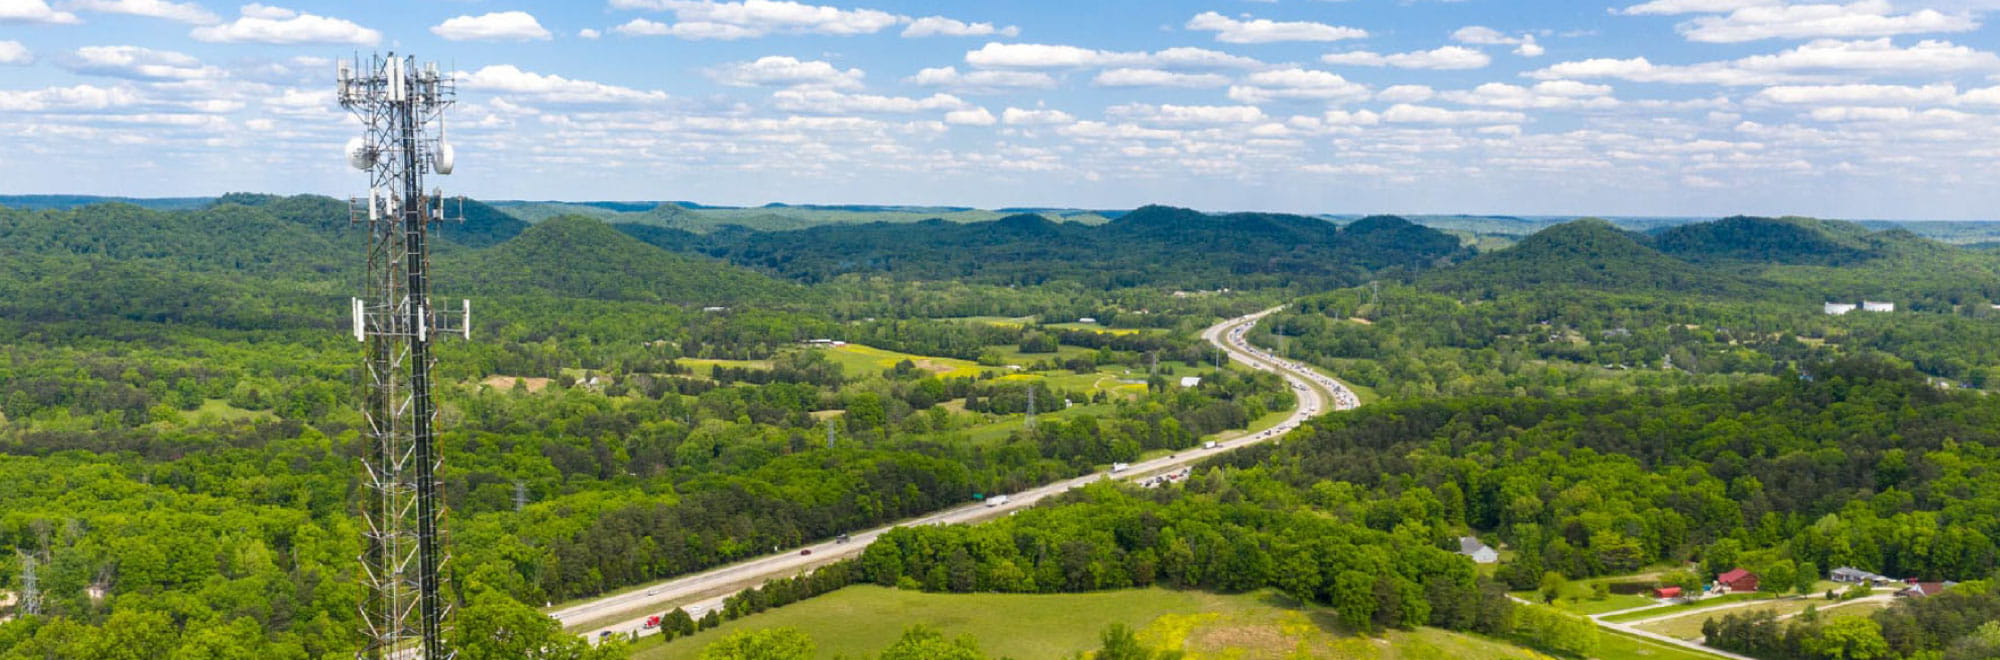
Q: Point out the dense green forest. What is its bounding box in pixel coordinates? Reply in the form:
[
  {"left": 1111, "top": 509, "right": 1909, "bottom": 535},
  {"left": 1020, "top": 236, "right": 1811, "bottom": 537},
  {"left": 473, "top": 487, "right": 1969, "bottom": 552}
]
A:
[{"left": 10, "top": 196, "right": 2000, "bottom": 659}]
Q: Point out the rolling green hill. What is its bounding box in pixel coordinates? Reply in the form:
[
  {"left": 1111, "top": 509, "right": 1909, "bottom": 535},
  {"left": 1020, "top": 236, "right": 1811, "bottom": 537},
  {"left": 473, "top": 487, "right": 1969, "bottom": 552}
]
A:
[
  {"left": 446, "top": 215, "right": 802, "bottom": 305},
  {"left": 1423, "top": 218, "right": 1759, "bottom": 298}
]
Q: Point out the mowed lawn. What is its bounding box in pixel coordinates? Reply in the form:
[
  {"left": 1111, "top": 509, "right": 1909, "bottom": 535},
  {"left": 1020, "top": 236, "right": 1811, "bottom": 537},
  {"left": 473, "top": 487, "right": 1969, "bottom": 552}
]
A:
[
  {"left": 1634, "top": 598, "right": 1820, "bottom": 641},
  {"left": 629, "top": 585, "right": 1565, "bottom": 660}
]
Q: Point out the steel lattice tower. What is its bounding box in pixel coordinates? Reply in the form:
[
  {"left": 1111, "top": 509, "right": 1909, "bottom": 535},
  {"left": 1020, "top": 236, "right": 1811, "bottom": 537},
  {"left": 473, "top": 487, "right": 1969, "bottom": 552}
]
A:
[{"left": 339, "top": 52, "right": 467, "bottom": 660}]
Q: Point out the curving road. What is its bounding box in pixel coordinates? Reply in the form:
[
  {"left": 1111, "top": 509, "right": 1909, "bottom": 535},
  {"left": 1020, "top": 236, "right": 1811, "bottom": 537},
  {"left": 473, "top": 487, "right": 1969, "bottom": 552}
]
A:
[{"left": 558, "top": 306, "right": 1358, "bottom": 643}]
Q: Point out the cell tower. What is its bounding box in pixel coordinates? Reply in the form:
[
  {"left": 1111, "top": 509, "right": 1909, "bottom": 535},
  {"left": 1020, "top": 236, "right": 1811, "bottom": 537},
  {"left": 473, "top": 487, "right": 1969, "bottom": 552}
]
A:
[{"left": 338, "top": 52, "right": 467, "bottom": 660}]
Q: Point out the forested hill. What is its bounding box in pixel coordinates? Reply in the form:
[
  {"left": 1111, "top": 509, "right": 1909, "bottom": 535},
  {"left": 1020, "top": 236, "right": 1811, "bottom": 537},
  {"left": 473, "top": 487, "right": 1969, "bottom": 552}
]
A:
[
  {"left": 1422, "top": 218, "right": 1762, "bottom": 298},
  {"left": 1652, "top": 216, "right": 1876, "bottom": 265},
  {"left": 619, "top": 204, "right": 1466, "bottom": 289},
  {"left": 444, "top": 215, "right": 803, "bottom": 305}
]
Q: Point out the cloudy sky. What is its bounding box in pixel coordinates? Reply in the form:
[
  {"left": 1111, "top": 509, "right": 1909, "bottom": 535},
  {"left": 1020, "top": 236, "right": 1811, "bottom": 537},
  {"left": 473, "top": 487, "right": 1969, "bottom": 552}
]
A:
[{"left": 3, "top": 0, "right": 2000, "bottom": 218}]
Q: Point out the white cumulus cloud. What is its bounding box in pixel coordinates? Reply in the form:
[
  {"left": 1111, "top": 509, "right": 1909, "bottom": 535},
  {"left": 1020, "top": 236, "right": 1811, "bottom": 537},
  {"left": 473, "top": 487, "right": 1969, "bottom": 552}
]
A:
[
  {"left": 459, "top": 64, "right": 669, "bottom": 104},
  {"left": 0, "top": 40, "right": 32, "bottom": 64},
  {"left": 905, "top": 66, "right": 1057, "bottom": 93},
  {"left": 191, "top": 4, "right": 379, "bottom": 45},
  {"left": 608, "top": 0, "right": 902, "bottom": 38},
  {"left": 1092, "top": 68, "right": 1230, "bottom": 88},
  {"left": 67, "top": 0, "right": 216, "bottom": 24},
  {"left": 1001, "top": 107, "right": 1075, "bottom": 125},
  {"left": 902, "top": 16, "right": 1017, "bottom": 38},
  {"left": 0, "top": 0, "right": 79, "bottom": 23},
  {"left": 1322, "top": 46, "right": 1491, "bottom": 70},
  {"left": 432, "top": 11, "right": 553, "bottom": 42},
  {"left": 64, "top": 45, "right": 220, "bottom": 80},
  {"left": 944, "top": 107, "right": 996, "bottom": 125},
  {"left": 1676, "top": 0, "right": 1977, "bottom": 43},
  {"left": 1184, "top": 11, "right": 1366, "bottom": 44},
  {"left": 1227, "top": 68, "right": 1371, "bottom": 103},
  {"left": 710, "top": 55, "right": 862, "bottom": 89}
]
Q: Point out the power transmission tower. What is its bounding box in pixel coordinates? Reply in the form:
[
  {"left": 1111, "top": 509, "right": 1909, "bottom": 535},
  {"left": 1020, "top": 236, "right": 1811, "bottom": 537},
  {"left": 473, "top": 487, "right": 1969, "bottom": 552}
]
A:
[
  {"left": 826, "top": 421, "right": 837, "bottom": 449},
  {"left": 514, "top": 482, "right": 527, "bottom": 512},
  {"left": 340, "top": 52, "right": 467, "bottom": 660},
  {"left": 17, "top": 552, "right": 39, "bottom": 616},
  {"left": 1025, "top": 386, "right": 1037, "bottom": 430}
]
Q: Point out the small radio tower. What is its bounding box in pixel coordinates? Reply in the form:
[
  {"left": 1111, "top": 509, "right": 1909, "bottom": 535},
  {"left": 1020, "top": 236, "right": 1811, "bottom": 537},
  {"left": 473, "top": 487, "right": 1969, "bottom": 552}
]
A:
[
  {"left": 339, "top": 52, "right": 468, "bottom": 660},
  {"left": 514, "top": 481, "right": 528, "bottom": 512},
  {"left": 826, "top": 421, "right": 837, "bottom": 449}
]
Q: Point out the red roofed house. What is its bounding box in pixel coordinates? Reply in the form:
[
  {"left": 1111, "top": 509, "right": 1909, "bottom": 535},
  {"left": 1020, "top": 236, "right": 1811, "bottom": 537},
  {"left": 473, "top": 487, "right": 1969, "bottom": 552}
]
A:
[
  {"left": 1717, "top": 568, "right": 1759, "bottom": 593},
  {"left": 1653, "top": 586, "right": 1682, "bottom": 599},
  {"left": 1898, "top": 582, "right": 1954, "bottom": 598}
]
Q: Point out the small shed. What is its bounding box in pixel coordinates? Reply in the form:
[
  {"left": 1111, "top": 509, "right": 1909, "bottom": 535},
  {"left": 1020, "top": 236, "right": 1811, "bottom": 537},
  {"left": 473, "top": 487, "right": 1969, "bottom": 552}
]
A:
[
  {"left": 1717, "top": 568, "right": 1759, "bottom": 592},
  {"left": 1862, "top": 301, "right": 1895, "bottom": 312},
  {"left": 1654, "top": 586, "right": 1682, "bottom": 599},
  {"left": 1824, "top": 302, "right": 1857, "bottom": 315},
  {"left": 1179, "top": 376, "right": 1202, "bottom": 388},
  {"left": 1457, "top": 536, "right": 1498, "bottom": 564}
]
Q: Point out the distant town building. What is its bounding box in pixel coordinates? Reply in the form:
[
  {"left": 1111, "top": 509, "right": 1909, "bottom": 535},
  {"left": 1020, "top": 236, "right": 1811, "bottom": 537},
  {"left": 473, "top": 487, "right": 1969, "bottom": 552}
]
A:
[
  {"left": 803, "top": 339, "right": 847, "bottom": 347},
  {"left": 1717, "top": 568, "right": 1759, "bottom": 592},
  {"left": 701, "top": 306, "right": 728, "bottom": 312},
  {"left": 1179, "top": 376, "right": 1202, "bottom": 388},
  {"left": 1078, "top": 317, "right": 1097, "bottom": 324},
  {"left": 1831, "top": 567, "right": 1892, "bottom": 585},
  {"left": 1862, "top": 301, "right": 1895, "bottom": 312},
  {"left": 1824, "top": 302, "right": 1857, "bottom": 315},
  {"left": 1457, "top": 537, "right": 1499, "bottom": 564}
]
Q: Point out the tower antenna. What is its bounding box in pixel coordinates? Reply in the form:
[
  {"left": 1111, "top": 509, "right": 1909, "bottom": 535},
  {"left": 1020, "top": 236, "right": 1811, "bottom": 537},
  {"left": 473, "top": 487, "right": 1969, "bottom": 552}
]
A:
[{"left": 340, "top": 52, "right": 467, "bottom": 660}]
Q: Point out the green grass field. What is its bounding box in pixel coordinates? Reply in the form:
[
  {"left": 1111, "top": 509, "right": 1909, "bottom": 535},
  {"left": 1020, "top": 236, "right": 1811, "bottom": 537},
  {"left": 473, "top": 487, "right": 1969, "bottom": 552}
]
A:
[
  {"left": 1602, "top": 593, "right": 1768, "bottom": 624},
  {"left": 628, "top": 586, "right": 1564, "bottom": 660},
  {"left": 820, "top": 343, "right": 990, "bottom": 379},
  {"left": 674, "top": 357, "right": 774, "bottom": 378},
  {"left": 190, "top": 398, "right": 276, "bottom": 423}
]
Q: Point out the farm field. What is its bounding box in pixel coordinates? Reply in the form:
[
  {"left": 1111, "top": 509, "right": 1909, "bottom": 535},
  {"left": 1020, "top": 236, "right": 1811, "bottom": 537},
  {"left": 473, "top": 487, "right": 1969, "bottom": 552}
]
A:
[{"left": 628, "top": 586, "right": 1560, "bottom": 660}]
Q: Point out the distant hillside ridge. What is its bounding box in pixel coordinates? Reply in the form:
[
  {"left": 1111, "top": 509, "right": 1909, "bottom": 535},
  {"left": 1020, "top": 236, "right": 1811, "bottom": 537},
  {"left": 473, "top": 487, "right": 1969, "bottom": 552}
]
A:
[{"left": 612, "top": 204, "right": 1466, "bottom": 289}]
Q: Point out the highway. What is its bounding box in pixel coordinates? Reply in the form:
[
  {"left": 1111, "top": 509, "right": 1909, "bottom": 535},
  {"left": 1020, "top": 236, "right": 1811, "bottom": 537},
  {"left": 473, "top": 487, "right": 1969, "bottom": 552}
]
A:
[{"left": 557, "top": 306, "right": 1359, "bottom": 643}]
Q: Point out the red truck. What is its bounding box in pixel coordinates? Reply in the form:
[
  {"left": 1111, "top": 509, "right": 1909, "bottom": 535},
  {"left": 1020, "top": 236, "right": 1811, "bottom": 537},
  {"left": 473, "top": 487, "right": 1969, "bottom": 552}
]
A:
[{"left": 643, "top": 615, "right": 662, "bottom": 629}]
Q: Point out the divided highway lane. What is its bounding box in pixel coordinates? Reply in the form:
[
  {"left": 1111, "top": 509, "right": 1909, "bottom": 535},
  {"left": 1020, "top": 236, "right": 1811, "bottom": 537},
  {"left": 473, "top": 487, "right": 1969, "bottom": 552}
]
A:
[{"left": 562, "top": 306, "right": 1358, "bottom": 644}]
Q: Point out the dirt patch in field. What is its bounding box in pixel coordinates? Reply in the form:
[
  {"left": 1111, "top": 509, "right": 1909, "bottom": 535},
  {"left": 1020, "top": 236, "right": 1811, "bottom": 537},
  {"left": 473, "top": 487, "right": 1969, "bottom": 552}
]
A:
[
  {"left": 912, "top": 359, "right": 955, "bottom": 373},
  {"left": 1189, "top": 624, "right": 1295, "bottom": 657},
  {"left": 1347, "top": 317, "right": 1374, "bottom": 325},
  {"left": 481, "top": 376, "right": 550, "bottom": 392},
  {"left": 810, "top": 410, "right": 847, "bottom": 420}
]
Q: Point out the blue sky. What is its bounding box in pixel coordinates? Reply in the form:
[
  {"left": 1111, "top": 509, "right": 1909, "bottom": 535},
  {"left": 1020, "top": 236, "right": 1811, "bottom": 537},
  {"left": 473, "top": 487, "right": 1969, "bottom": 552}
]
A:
[{"left": 3, "top": 0, "right": 2000, "bottom": 218}]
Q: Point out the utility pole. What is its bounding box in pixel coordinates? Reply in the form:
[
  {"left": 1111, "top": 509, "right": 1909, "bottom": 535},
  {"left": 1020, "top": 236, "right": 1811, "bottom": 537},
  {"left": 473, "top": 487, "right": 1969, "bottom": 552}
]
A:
[{"left": 340, "top": 52, "right": 466, "bottom": 660}]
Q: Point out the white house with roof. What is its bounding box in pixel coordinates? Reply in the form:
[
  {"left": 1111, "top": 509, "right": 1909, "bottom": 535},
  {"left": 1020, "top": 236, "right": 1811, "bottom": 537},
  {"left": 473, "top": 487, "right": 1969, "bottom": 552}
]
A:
[
  {"left": 1824, "top": 302, "right": 1857, "bottom": 315},
  {"left": 1862, "top": 301, "right": 1895, "bottom": 312},
  {"left": 1457, "top": 536, "right": 1498, "bottom": 564}
]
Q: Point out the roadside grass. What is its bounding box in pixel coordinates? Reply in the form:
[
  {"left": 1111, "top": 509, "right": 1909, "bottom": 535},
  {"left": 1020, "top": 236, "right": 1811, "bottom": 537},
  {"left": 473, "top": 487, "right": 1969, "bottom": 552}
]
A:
[
  {"left": 1603, "top": 593, "right": 1769, "bottom": 624},
  {"left": 627, "top": 586, "right": 1558, "bottom": 660},
  {"left": 1599, "top": 628, "right": 1735, "bottom": 659}
]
